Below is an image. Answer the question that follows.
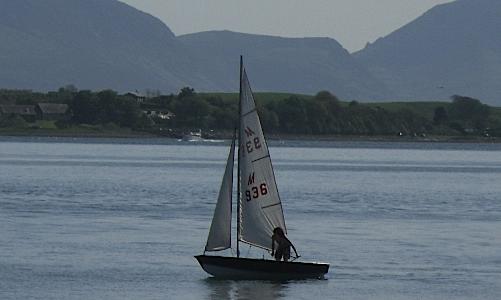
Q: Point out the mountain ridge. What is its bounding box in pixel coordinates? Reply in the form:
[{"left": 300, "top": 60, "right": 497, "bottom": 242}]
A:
[
  {"left": 1, "top": 0, "right": 500, "bottom": 105},
  {"left": 178, "top": 30, "right": 392, "bottom": 99},
  {"left": 354, "top": 0, "right": 501, "bottom": 105}
]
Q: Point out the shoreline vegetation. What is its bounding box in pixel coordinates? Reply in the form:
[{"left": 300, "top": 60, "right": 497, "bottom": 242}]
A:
[
  {"left": 0, "top": 128, "right": 499, "bottom": 143},
  {"left": 1, "top": 86, "right": 500, "bottom": 143}
]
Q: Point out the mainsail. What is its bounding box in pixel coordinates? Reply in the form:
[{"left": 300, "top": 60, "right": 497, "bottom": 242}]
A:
[
  {"left": 238, "top": 68, "right": 287, "bottom": 250},
  {"left": 205, "top": 135, "right": 235, "bottom": 251}
]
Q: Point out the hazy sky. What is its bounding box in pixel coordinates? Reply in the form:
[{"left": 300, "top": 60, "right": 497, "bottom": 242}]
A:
[{"left": 120, "top": 0, "right": 453, "bottom": 52}]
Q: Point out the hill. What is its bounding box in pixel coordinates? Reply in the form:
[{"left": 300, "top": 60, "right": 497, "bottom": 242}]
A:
[
  {"left": 355, "top": 0, "right": 501, "bottom": 105},
  {"left": 2, "top": 0, "right": 501, "bottom": 105},
  {"left": 0, "top": 0, "right": 195, "bottom": 92},
  {"left": 0, "top": 0, "right": 388, "bottom": 99},
  {"left": 178, "top": 31, "right": 390, "bottom": 100}
]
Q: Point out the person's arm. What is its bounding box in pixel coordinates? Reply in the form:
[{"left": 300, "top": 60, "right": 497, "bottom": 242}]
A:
[
  {"left": 271, "top": 235, "right": 275, "bottom": 256},
  {"left": 286, "top": 237, "right": 299, "bottom": 257}
]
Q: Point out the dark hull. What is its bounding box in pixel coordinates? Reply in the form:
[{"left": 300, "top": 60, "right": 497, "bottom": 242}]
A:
[{"left": 195, "top": 255, "right": 329, "bottom": 280}]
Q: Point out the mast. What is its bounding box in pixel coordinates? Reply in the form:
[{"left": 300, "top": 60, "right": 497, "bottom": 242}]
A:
[{"left": 236, "top": 55, "right": 243, "bottom": 258}]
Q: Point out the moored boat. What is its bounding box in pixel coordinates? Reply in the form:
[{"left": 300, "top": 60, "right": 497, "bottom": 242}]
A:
[{"left": 182, "top": 129, "right": 203, "bottom": 141}]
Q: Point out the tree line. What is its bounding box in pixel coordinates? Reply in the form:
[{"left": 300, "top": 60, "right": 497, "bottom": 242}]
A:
[
  {"left": 1, "top": 86, "right": 500, "bottom": 137},
  {"left": 147, "top": 88, "right": 500, "bottom": 137}
]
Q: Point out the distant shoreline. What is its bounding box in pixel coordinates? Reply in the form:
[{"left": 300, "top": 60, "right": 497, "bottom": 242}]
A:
[
  {"left": 0, "top": 129, "right": 499, "bottom": 144},
  {"left": 0, "top": 128, "right": 158, "bottom": 139},
  {"left": 267, "top": 133, "right": 500, "bottom": 143}
]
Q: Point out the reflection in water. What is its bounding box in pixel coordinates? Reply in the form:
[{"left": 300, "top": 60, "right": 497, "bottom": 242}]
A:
[{"left": 203, "top": 278, "right": 285, "bottom": 300}]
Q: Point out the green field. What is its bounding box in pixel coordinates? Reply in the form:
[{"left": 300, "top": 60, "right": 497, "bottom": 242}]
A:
[{"left": 199, "top": 92, "right": 313, "bottom": 105}]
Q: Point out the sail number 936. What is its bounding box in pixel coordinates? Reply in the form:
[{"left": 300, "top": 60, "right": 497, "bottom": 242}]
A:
[{"left": 245, "top": 183, "right": 268, "bottom": 201}]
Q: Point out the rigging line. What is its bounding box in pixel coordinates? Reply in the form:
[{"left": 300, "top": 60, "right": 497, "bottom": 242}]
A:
[{"left": 239, "top": 238, "right": 272, "bottom": 251}]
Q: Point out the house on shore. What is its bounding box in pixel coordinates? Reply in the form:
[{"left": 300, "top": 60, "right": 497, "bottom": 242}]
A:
[
  {"left": 35, "top": 103, "right": 70, "bottom": 120},
  {"left": 124, "top": 91, "right": 147, "bottom": 103},
  {"left": 0, "top": 105, "right": 37, "bottom": 122}
]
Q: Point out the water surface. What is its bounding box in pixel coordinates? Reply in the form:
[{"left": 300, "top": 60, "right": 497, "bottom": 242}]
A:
[{"left": 1, "top": 137, "right": 500, "bottom": 299}]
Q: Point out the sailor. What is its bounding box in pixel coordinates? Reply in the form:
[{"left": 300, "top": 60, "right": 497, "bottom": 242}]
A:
[{"left": 271, "top": 227, "right": 299, "bottom": 262}]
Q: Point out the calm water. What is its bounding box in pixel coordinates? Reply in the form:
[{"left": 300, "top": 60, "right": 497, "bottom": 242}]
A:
[{"left": 1, "top": 136, "right": 500, "bottom": 300}]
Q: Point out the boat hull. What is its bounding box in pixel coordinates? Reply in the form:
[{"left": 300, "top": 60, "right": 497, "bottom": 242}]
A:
[{"left": 195, "top": 255, "right": 329, "bottom": 280}]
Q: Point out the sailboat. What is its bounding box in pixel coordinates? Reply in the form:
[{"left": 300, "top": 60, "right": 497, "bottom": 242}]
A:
[{"left": 195, "top": 57, "right": 329, "bottom": 280}]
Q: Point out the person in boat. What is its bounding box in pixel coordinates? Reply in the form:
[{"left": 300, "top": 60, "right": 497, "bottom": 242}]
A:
[{"left": 271, "top": 227, "right": 299, "bottom": 262}]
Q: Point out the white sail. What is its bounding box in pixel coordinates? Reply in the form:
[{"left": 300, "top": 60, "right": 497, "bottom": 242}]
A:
[
  {"left": 238, "top": 68, "right": 286, "bottom": 250},
  {"left": 205, "top": 135, "right": 235, "bottom": 252}
]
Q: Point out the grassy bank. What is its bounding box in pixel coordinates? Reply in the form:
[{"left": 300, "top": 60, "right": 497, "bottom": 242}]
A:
[{"left": 0, "top": 124, "right": 155, "bottom": 138}]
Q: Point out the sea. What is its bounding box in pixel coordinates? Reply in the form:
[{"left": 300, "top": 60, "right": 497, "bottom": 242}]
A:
[{"left": 1, "top": 136, "right": 500, "bottom": 300}]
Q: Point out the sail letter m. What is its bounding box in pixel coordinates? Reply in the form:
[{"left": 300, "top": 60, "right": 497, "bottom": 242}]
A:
[
  {"left": 247, "top": 172, "right": 255, "bottom": 185},
  {"left": 244, "top": 127, "right": 255, "bottom": 137}
]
